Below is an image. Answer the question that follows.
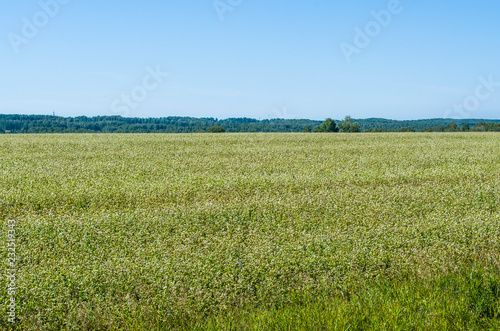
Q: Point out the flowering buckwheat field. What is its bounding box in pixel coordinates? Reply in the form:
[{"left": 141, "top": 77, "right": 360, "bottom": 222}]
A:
[{"left": 1, "top": 133, "right": 499, "bottom": 330}]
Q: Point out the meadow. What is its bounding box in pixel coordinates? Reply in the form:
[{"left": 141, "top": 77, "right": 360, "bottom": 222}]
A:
[{"left": 1, "top": 133, "right": 499, "bottom": 330}]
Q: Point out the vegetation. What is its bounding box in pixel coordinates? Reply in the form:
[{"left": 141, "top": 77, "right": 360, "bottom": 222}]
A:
[
  {"left": 445, "top": 122, "right": 459, "bottom": 132},
  {"left": 1, "top": 114, "right": 500, "bottom": 134},
  {"left": 337, "top": 116, "right": 360, "bottom": 133},
  {"left": 209, "top": 126, "right": 226, "bottom": 133},
  {"left": 313, "top": 118, "right": 338, "bottom": 132},
  {"left": 1, "top": 133, "right": 499, "bottom": 329},
  {"left": 0, "top": 115, "right": 321, "bottom": 134}
]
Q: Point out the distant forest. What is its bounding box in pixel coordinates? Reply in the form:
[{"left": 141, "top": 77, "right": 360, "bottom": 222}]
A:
[{"left": 1, "top": 114, "right": 500, "bottom": 134}]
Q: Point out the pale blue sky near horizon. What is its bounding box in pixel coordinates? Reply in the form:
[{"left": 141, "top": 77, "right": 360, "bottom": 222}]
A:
[{"left": 1, "top": 0, "right": 499, "bottom": 120}]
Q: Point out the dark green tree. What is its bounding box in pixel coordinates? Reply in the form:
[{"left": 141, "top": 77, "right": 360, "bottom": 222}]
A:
[
  {"left": 304, "top": 125, "right": 311, "bottom": 133},
  {"left": 485, "top": 122, "right": 500, "bottom": 131},
  {"left": 351, "top": 122, "right": 361, "bottom": 133},
  {"left": 423, "top": 125, "right": 444, "bottom": 132},
  {"left": 209, "top": 126, "right": 226, "bottom": 133},
  {"left": 339, "top": 116, "right": 353, "bottom": 132},
  {"left": 460, "top": 124, "right": 470, "bottom": 132},
  {"left": 445, "top": 122, "right": 459, "bottom": 132},
  {"left": 471, "top": 122, "right": 486, "bottom": 132},
  {"left": 315, "top": 118, "right": 339, "bottom": 132}
]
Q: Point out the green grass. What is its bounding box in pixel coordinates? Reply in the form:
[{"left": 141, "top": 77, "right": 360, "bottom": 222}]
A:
[
  {"left": 188, "top": 270, "right": 500, "bottom": 330},
  {"left": 1, "top": 133, "right": 499, "bottom": 330}
]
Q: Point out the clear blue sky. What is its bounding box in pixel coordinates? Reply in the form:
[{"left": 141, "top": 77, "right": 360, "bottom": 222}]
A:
[{"left": 1, "top": 0, "right": 499, "bottom": 120}]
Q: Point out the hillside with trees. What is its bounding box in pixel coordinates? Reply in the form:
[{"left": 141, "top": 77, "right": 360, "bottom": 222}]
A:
[{"left": 0, "top": 114, "right": 499, "bottom": 134}]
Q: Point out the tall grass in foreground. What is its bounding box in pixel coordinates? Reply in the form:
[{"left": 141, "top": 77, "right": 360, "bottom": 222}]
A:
[
  {"left": 0, "top": 133, "right": 499, "bottom": 329},
  {"left": 186, "top": 270, "right": 500, "bottom": 331}
]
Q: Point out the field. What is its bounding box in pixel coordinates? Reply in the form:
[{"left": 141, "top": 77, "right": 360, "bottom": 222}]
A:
[{"left": 1, "top": 133, "right": 500, "bottom": 330}]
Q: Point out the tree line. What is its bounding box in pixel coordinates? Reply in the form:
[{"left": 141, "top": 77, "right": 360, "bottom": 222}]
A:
[
  {"left": 0, "top": 114, "right": 499, "bottom": 134},
  {"left": 313, "top": 117, "right": 500, "bottom": 133}
]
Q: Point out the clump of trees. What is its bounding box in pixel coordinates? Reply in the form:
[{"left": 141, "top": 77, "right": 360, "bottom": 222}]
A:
[
  {"left": 312, "top": 116, "right": 360, "bottom": 133},
  {"left": 209, "top": 126, "right": 226, "bottom": 133},
  {"left": 419, "top": 121, "right": 500, "bottom": 133},
  {"left": 422, "top": 125, "right": 445, "bottom": 132},
  {"left": 313, "top": 118, "right": 339, "bottom": 132},
  {"left": 445, "top": 122, "right": 459, "bottom": 132},
  {"left": 338, "top": 116, "right": 360, "bottom": 133},
  {"left": 471, "top": 121, "right": 500, "bottom": 132},
  {"left": 310, "top": 118, "right": 500, "bottom": 134}
]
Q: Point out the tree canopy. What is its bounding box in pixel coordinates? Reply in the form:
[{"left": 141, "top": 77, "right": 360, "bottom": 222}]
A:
[
  {"left": 1, "top": 115, "right": 499, "bottom": 134},
  {"left": 314, "top": 118, "right": 339, "bottom": 132}
]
